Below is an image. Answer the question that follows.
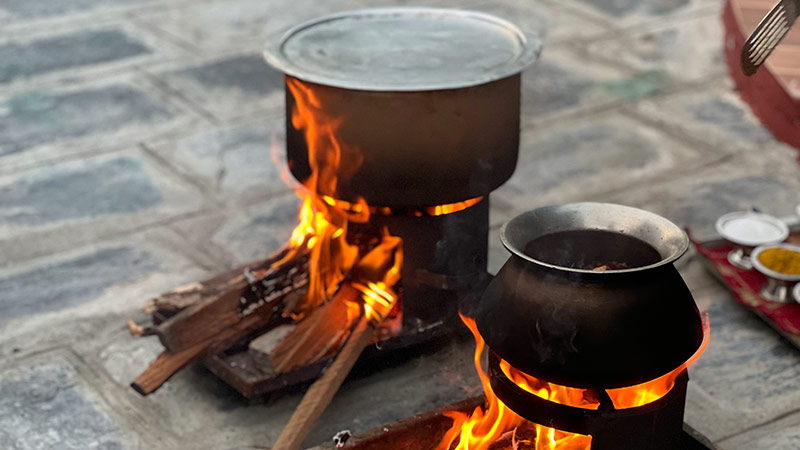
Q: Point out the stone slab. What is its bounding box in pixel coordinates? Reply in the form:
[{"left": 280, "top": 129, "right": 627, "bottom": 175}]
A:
[
  {"left": 628, "top": 85, "right": 778, "bottom": 153},
  {"left": 147, "top": 52, "right": 285, "bottom": 121},
  {"left": 521, "top": 45, "right": 669, "bottom": 124},
  {"left": 0, "top": 29, "right": 147, "bottom": 84},
  {"left": 559, "top": 0, "right": 721, "bottom": 29},
  {"left": 0, "top": 148, "right": 208, "bottom": 263},
  {"left": 716, "top": 410, "right": 800, "bottom": 450},
  {"left": 0, "top": 354, "right": 124, "bottom": 450},
  {"left": 0, "top": 0, "right": 148, "bottom": 25},
  {"left": 601, "top": 144, "right": 800, "bottom": 240},
  {"left": 133, "top": 0, "right": 358, "bottom": 52},
  {"left": 686, "top": 287, "right": 800, "bottom": 438},
  {"left": 169, "top": 193, "right": 300, "bottom": 268},
  {"left": 0, "top": 77, "right": 199, "bottom": 173},
  {"left": 0, "top": 20, "right": 189, "bottom": 95},
  {"left": 0, "top": 227, "right": 211, "bottom": 340},
  {"left": 146, "top": 116, "right": 289, "bottom": 201},
  {"left": 495, "top": 111, "right": 713, "bottom": 213},
  {"left": 97, "top": 329, "right": 479, "bottom": 449},
  {"left": 587, "top": 13, "right": 726, "bottom": 84},
  {"left": 456, "top": 0, "right": 609, "bottom": 44}
]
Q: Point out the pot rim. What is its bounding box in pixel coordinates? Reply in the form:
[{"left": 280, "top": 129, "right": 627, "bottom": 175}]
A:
[
  {"left": 500, "top": 202, "right": 689, "bottom": 275},
  {"left": 263, "top": 7, "right": 542, "bottom": 92}
]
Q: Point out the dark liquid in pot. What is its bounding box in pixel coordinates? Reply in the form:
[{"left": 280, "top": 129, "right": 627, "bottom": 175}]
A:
[{"left": 524, "top": 229, "right": 662, "bottom": 270}]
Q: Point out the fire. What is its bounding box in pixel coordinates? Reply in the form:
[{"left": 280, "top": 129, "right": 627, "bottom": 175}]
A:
[
  {"left": 437, "top": 313, "right": 710, "bottom": 450},
  {"left": 275, "top": 78, "right": 484, "bottom": 322},
  {"left": 606, "top": 313, "right": 710, "bottom": 409},
  {"left": 499, "top": 361, "right": 600, "bottom": 410},
  {"left": 271, "top": 78, "right": 371, "bottom": 319},
  {"left": 435, "top": 315, "right": 591, "bottom": 450}
]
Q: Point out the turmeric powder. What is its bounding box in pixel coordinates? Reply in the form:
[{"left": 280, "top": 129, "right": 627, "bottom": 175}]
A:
[{"left": 758, "top": 248, "right": 800, "bottom": 275}]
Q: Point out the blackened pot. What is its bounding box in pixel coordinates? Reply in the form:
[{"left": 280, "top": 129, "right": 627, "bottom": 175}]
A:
[
  {"left": 475, "top": 202, "right": 704, "bottom": 389},
  {"left": 263, "top": 8, "right": 541, "bottom": 207}
]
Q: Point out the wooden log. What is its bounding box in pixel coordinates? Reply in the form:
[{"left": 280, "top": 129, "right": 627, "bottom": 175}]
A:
[
  {"left": 269, "top": 284, "right": 360, "bottom": 373},
  {"left": 131, "top": 289, "right": 303, "bottom": 395},
  {"left": 272, "top": 316, "right": 375, "bottom": 450},
  {"left": 150, "top": 252, "right": 308, "bottom": 353}
]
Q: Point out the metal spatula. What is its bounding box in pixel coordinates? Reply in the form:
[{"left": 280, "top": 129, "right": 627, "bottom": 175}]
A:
[{"left": 741, "top": 0, "right": 800, "bottom": 76}]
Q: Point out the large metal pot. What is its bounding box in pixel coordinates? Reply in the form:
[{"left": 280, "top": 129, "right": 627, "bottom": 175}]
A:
[
  {"left": 474, "top": 203, "right": 704, "bottom": 389},
  {"left": 264, "top": 8, "right": 541, "bottom": 207}
]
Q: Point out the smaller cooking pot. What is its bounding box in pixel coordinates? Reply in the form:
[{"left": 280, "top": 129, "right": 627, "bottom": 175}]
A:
[{"left": 475, "top": 202, "right": 704, "bottom": 389}]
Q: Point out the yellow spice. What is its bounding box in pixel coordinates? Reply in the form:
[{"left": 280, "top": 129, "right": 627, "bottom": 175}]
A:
[{"left": 758, "top": 248, "right": 800, "bottom": 275}]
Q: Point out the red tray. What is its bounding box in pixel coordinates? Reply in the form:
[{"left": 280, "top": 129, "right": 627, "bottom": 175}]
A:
[{"left": 691, "top": 228, "right": 800, "bottom": 343}]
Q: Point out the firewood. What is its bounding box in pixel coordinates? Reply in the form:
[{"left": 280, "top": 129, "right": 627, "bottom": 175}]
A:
[
  {"left": 272, "top": 316, "right": 375, "bottom": 450},
  {"left": 149, "top": 251, "right": 308, "bottom": 353},
  {"left": 131, "top": 289, "right": 298, "bottom": 395},
  {"left": 269, "top": 284, "right": 361, "bottom": 373}
]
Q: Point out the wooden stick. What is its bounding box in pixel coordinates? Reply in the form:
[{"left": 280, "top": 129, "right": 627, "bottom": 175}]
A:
[
  {"left": 130, "top": 289, "right": 295, "bottom": 395},
  {"left": 271, "top": 316, "right": 374, "bottom": 450}
]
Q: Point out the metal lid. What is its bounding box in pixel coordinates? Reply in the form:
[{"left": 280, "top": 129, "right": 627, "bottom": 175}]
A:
[{"left": 263, "top": 7, "right": 542, "bottom": 92}]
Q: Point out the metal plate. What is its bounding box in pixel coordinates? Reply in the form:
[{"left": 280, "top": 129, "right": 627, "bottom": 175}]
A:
[{"left": 263, "top": 7, "right": 541, "bottom": 91}]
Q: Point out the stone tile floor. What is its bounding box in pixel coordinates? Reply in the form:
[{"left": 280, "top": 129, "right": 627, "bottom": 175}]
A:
[{"left": 1, "top": 0, "right": 799, "bottom": 449}]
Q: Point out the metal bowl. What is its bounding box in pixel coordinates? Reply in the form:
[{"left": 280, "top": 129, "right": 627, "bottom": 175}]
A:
[
  {"left": 751, "top": 244, "right": 800, "bottom": 303},
  {"left": 715, "top": 211, "right": 789, "bottom": 269}
]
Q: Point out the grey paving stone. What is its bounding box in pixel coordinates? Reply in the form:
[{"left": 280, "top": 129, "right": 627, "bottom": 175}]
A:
[
  {"left": 0, "top": 29, "right": 149, "bottom": 84},
  {"left": 0, "top": 156, "right": 162, "bottom": 226},
  {"left": 495, "top": 112, "right": 705, "bottom": 211},
  {"left": 561, "top": 0, "right": 718, "bottom": 28},
  {"left": 464, "top": 0, "right": 608, "bottom": 44},
  {"left": 690, "top": 290, "right": 800, "bottom": 424},
  {"left": 0, "top": 356, "right": 123, "bottom": 450},
  {"left": 0, "top": 85, "right": 171, "bottom": 159},
  {"left": 134, "top": 0, "right": 354, "bottom": 52},
  {"left": 98, "top": 333, "right": 478, "bottom": 449},
  {"left": 630, "top": 87, "right": 776, "bottom": 152},
  {"left": 0, "top": 247, "right": 158, "bottom": 324},
  {"left": 603, "top": 146, "right": 800, "bottom": 240},
  {"left": 717, "top": 411, "right": 800, "bottom": 450},
  {"left": 521, "top": 47, "right": 666, "bottom": 122},
  {"left": 0, "top": 0, "right": 144, "bottom": 20},
  {"left": 147, "top": 117, "right": 290, "bottom": 200},
  {"left": 171, "top": 193, "right": 299, "bottom": 267},
  {"left": 0, "top": 227, "right": 212, "bottom": 341},
  {"left": 0, "top": 149, "right": 207, "bottom": 262},
  {"left": 151, "top": 53, "right": 284, "bottom": 120},
  {"left": 587, "top": 13, "right": 725, "bottom": 83}
]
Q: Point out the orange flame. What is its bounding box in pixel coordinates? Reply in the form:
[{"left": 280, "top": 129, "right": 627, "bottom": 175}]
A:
[
  {"left": 436, "top": 315, "right": 592, "bottom": 450},
  {"left": 499, "top": 361, "right": 600, "bottom": 411},
  {"left": 275, "top": 78, "right": 484, "bottom": 321},
  {"left": 606, "top": 312, "right": 710, "bottom": 409},
  {"left": 351, "top": 227, "right": 403, "bottom": 323},
  {"left": 438, "top": 313, "right": 710, "bottom": 450}
]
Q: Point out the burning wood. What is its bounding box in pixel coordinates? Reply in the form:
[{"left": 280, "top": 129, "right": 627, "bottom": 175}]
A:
[{"left": 131, "top": 77, "right": 407, "bottom": 395}]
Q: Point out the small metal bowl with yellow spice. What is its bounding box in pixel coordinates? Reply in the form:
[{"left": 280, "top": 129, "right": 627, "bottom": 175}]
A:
[{"left": 752, "top": 244, "right": 800, "bottom": 303}]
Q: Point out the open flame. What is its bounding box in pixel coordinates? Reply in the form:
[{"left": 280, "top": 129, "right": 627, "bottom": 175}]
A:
[
  {"left": 436, "top": 315, "right": 592, "bottom": 450},
  {"left": 437, "top": 313, "right": 710, "bottom": 450},
  {"left": 274, "top": 77, "right": 485, "bottom": 323}
]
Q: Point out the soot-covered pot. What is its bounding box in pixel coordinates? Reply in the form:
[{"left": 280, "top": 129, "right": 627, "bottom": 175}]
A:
[{"left": 475, "top": 202, "right": 704, "bottom": 389}]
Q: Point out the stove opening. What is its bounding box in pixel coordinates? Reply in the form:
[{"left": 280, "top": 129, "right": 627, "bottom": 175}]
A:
[{"left": 524, "top": 230, "right": 663, "bottom": 271}]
